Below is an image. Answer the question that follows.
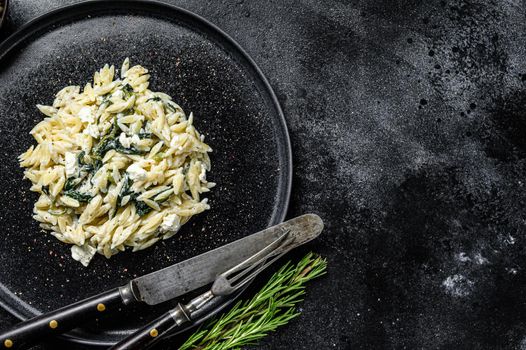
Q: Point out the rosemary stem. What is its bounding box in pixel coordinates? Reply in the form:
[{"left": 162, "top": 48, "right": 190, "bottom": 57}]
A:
[{"left": 179, "top": 252, "right": 327, "bottom": 350}]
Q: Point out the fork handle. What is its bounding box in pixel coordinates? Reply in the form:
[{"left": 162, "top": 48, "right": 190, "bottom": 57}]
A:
[{"left": 109, "top": 304, "right": 191, "bottom": 350}]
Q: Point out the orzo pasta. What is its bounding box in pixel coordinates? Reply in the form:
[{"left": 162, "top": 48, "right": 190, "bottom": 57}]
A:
[{"left": 19, "top": 59, "right": 214, "bottom": 266}]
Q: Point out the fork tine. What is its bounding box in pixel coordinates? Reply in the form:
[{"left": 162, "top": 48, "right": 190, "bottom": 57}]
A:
[
  {"left": 220, "top": 229, "right": 291, "bottom": 280},
  {"left": 211, "top": 230, "right": 294, "bottom": 296},
  {"left": 229, "top": 249, "right": 291, "bottom": 292},
  {"left": 227, "top": 235, "right": 294, "bottom": 285}
]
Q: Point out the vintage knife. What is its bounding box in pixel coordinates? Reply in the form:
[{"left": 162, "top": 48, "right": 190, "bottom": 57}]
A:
[{"left": 0, "top": 214, "right": 323, "bottom": 350}]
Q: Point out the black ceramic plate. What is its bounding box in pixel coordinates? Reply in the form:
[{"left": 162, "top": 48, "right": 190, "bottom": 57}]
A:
[
  {"left": 0, "top": 0, "right": 8, "bottom": 30},
  {"left": 0, "top": 0, "right": 291, "bottom": 346}
]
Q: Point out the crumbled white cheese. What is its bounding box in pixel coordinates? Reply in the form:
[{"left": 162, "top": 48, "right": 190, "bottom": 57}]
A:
[
  {"left": 83, "top": 124, "right": 100, "bottom": 138},
  {"left": 65, "top": 152, "right": 77, "bottom": 177},
  {"left": 112, "top": 89, "right": 124, "bottom": 100},
  {"left": 160, "top": 214, "right": 181, "bottom": 233},
  {"left": 119, "top": 132, "right": 132, "bottom": 148},
  {"left": 127, "top": 163, "right": 147, "bottom": 181},
  {"left": 119, "top": 133, "right": 141, "bottom": 149},
  {"left": 78, "top": 106, "right": 94, "bottom": 123},
  {"left": 78, "top": 179, "right": 95, "bottom": 195},
  {"left": 71, "top": 244, "right": 97, "bottom": 267},
  {"left": 131, "top": 134, "right": 140, "bottom": 145}
]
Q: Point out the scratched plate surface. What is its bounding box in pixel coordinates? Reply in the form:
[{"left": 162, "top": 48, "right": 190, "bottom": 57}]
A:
[{"left": 0, "top": 0, "right": 291, "bottom": 346}]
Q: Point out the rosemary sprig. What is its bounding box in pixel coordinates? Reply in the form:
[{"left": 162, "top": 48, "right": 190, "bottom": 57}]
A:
[{"left": 180, "top": 252, "right": 327, "bottom": 350}]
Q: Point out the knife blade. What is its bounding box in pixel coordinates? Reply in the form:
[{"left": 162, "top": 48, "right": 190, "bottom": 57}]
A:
[
  {"left": 110, "top": 223, "right": 320, "bottom": 350},
  {"left": 0, "top": 214, "right": 323, "bottom": 350},
  {"left": 127, "top": 213, "right": 323, "bottom": 305}
]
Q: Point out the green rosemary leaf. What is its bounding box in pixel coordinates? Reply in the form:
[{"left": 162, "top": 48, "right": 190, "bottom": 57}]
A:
[{"left": 179, "top": 252, "right": 327, "bottom": 350}]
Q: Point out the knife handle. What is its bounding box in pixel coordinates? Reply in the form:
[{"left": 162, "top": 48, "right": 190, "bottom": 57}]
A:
[
  {"left": 0, "top": 287, "right": 133, "bottom": 350},
  {"left": 110, "top": 304, "right": 191, "bottom": 350}
]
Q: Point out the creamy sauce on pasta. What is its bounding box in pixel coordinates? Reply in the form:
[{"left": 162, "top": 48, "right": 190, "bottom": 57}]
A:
[{"left": 19, "top": 59, "right": 215, "bottom": 266}]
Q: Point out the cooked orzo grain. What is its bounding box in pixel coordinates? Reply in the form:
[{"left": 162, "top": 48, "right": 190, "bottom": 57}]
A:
[{"left": 19, "top": 59, "right": 215, "bottom": 266}]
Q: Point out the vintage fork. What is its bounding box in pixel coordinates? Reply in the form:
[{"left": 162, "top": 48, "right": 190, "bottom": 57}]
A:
[{"left": 110, "top": 230, "right": 294, "bottom": 350}]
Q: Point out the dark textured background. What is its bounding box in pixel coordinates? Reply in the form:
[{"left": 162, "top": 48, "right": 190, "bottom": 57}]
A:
[{"left": 2, "top": 0, "right": 526, "bottom": 349}]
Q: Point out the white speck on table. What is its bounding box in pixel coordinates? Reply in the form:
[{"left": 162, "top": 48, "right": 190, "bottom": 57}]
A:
[{"left": 442, "top": 274, "right": 474, "bottom": 298}]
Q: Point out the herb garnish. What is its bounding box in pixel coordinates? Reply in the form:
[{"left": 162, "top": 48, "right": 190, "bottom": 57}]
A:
[
  {"left": 147, "top": 96, "right": 179, "bottom": 113},
  {"left": 100, "top": 94, "right": 113, "bottom": 107},
  {"left": 113, "top": 141, "right": 145, "bottom": 155},
  {"left": 91, "top": 115, "right": 146, "bottom": 160},
  {"left": 63, "top": 190, "right": 93, "bottom": 203},
  {"left": 41, "top": 185, "right": 50, "bottom": 196},
  {"left": 134, "top": 200, "right": 152, "bottom": 216},
  {"left": 116, "top": 174, "right": 132, "bottom": 208},
  {"left": 114, "top": 175, "right": 166, "bottom": 216},
  {"left": 137, "top": 132, "right": 152, "bottom": 139},
  {"left": 180, "top": 253, "right": 327, "bottom": 350},
  {"left": 165, "top": 101, "right": 178, "bottom": 113},
  {"left": 122, "top": 83, "right": 134, "bottom": 99}
]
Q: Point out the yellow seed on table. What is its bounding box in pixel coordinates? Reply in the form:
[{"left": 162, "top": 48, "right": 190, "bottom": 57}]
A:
[
  {"left": 149, "top": 329, "right": 158, "bottom": 337},
  {"left": 3, "top": 339, "right": 13, "bottom": 348},
  {"left": 97, "top": 303, "right": 106, "bottom": 312},
  {"left": 49, "top": 320, "right": 58, "bottom": 329}
]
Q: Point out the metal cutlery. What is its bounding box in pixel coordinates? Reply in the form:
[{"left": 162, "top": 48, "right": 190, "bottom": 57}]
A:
[
  {"left": 110, "top": 230, "right": 296, "bottom": 350},
  {"left": 0, "top": 214, "right": 323, "bottom": 350}
]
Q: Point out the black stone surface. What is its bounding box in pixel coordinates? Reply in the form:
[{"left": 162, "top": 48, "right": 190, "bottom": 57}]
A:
[{"left": 2, "top": 0, "right": 526, "bottom": 349}]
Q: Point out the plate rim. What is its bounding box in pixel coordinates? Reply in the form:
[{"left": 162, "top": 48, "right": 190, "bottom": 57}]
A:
[
  {"left": 0, "top": 0, "right": 9, "bottom": 30},
  {"left": 0, "top": 0, "right": 292, "bottom": 346}
]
